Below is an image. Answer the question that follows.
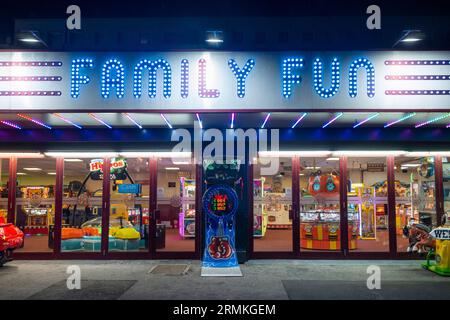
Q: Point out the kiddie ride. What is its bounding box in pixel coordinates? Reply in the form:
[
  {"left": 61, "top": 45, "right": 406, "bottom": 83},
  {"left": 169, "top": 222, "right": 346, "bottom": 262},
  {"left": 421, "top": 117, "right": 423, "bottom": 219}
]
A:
[
  {"left": 0, "top": 218, "right": 24, "bottom": 267},
  {"left": 405, "top": 213, "right": 450, "bottom": 276}
]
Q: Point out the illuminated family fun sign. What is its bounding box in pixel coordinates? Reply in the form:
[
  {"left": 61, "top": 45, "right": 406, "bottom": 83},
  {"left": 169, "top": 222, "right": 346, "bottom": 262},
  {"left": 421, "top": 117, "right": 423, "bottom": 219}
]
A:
[{"left": 0, "top": 51, "right": 449, "bottom": 111}]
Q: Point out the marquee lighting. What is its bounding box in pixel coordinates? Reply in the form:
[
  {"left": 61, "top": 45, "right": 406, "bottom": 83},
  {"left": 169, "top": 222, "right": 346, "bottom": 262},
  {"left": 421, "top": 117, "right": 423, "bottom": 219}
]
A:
[
  {"left": 353, "top": 113, "right": 380, "bottom": 128},
  {"left": 53, "top": 113, "right": 82, "bottom": 129},
  {"left": 16, "top": 113, "right": 52, "bottom": 129},
  {"left": 384, "top": 113, "right": 416, "bottom": 128},
  {"left": 261, "top": 113, "right": 271, "bottom": 129},
  {"left": 160, "top": 113, "right": 173, "bottom": 129},
  {"left": 282, "top": 57, "right": 304, "bottom": 98},
  {"left": 88, "top": 113, "right": 112, "bottom": 129},
  {"left": 348, "top": 58, "right": 375, "bottom": 98},
  {"left": 181, "top": 59, "right": 189, "bottom": 98},
  {"left": 415, "top": 113, "right": 450, "bottom": 128},
  {"left": 133, "top": 59, "right": 172, "bottom": 98},
  {"left": 313, "top": 58, "right": 340, "bottom": 98},
  {"left": 71, "top": 58, "right": 94, "bottom": 98},
  {"left": 291, "top": 113, "right": 308, "bottom": 128},
  {"left": 123, "top": 113, "right": 142, "bottom": 129},
  {"left": 230, "top": 113, "right": 235, "bottom": 129},
  {"left": 1, "top": 120, "right": 22, "bottom": 129},
  {"left": 195, "top": 113, "right": 203, "bottom": 129},
  {"left": 322, "top": 112, "right": 343, "bottom": 128},
  {"left": 101, "top": 59, "right": 125, "bottom": 99},
  {"left": 228, "top": 59, "right": 255, "bottom": 98}
]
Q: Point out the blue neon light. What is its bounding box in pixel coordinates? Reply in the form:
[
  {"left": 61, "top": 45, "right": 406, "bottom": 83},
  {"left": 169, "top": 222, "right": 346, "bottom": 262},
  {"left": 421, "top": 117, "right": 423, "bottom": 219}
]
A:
[
  {"left": 133, "top": 59, "right": 172, "bottom": 98},
  {"left": 71, "top": 58, "right": 94, "bottom": 98},
  {"left": 228, "top": 58, "right": 255, "bottom": 98},
  {"left": 282, "top": 58, "right": 303, "bottom": 98},
  {"left": 348, "top": 58, "right": 375, "bottom": 98},
  {"left": 313, "top": 58, "right": 340, "bottom": 98},
  {"left": 101, "top": 59, "right": 125, "bottom": 98}
]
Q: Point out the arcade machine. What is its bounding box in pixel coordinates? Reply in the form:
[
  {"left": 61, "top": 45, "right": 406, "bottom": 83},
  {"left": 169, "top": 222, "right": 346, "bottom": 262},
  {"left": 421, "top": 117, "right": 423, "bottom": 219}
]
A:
[
  {"left": 201, "top": 160, "right": 242, "bottom": 276},
  {"left": 179, "top": 177, "right": 196, "bottom": 238}
]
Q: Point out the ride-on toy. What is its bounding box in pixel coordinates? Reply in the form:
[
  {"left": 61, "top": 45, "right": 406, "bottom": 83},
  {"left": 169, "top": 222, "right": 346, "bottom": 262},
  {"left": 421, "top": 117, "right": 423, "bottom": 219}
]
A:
[
  {"left": 0, "top": 219, "right": 24, "bottom": 267},
  {"left": 422, "top": 214, "right": 450, "bottom": 276}
]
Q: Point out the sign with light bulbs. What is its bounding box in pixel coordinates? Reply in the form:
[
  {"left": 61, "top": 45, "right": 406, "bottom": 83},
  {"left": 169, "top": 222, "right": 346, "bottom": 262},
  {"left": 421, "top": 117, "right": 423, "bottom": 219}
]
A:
[{"left": 0, "top": 51, "right": 449, "bottom": 111}]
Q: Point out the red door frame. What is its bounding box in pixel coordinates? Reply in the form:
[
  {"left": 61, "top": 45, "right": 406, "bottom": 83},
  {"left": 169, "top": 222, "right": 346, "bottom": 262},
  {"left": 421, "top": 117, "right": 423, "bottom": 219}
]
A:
[{"left": 7, "top": 157, "right": 17, "bottom": 224}]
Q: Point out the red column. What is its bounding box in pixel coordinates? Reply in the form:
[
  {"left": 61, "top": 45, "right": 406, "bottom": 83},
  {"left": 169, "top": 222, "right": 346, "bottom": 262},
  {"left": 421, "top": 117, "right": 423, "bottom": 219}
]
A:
[
  {"left": 7, "top": 157, "right": 17, "bottom": 224},
  {"left": 101, "top": 157, "right": 111, "bottom": 256},
  {"left": 387, "top": 156, "right": 397, "bottom": 255},
  {"left": 247, "top": 163, "right": 254, "bottom": 257},
  {"left": 339, "top": 156, "right": 349, "bottom": 255},
  {"left": 291, "top": 156, "right": 300, "bottom": 254},
  {"left": 434, "top": 155, "right": 444, "bottom": 226},
  {"left": 148, "top": 157, "right": 158, "bottom": 255},
  {"left": 53, "top": 157, "right": 64, "bottom": 254},
  {"left": 195, "top": 163, "right": 203, "bottom": 259}
]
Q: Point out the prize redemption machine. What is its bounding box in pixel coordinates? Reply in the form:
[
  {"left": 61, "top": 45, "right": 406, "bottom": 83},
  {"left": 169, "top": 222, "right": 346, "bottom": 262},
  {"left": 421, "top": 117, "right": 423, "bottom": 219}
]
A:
[
  {"left": 202, "top": 161, "right": 243, "bottom": 273},
  {"left": 60, "top": 158, "right": 144, "bottom": 252},
  {"left": 179, "top": 177, "right": 196, "bottom": 238},
  {"left": 16, "top": 187, "right": 54, "bottom": 246},
  {"left": 300, "top": 172, "right": 358, "bottom": 250},
  {"left": 253, "top": 178, "right": 268, "bottom": 237}
]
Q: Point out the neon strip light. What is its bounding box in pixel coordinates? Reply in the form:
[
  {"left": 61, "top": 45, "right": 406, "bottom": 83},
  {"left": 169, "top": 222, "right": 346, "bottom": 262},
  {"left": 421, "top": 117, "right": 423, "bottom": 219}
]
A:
[
  {"left": 88, "top": 113, "right": 112, "bottom": 129},
  {"left": 415, "top": 113, "right": 450, "bottom": 128},
  {"left": 1, "top": 120, "right": 22, "bottom": 129},
  {"left": 353, "top": 113, "right": 380, "bottom": 128},
  {"left": 261, "top": 113, "right": 271, "bottom": 129},
  {"left": 195, "top": 113, "right": 203, "bottom": 129},
  {"left": 16, "top": 114, "right": 52, "bottom": 129},
  {"left": 384, "top": 113, "right": 416, "bottom": 128},
  {"left": 0, "top": 91, "right": 61, "bottom": 96},
  {"left": 322, "top": 112, "right": 343, "bottom": 128},
  {"left": 385, "top": 75, "right": 450, "bottom": 80},
  {"left": 386, "top": 90, "right": 450, "bottom": 95},
  {"left": 384, "top": 60, "right": 450, "bottom": 65},
  {"left": 291, "top": 113, "right": 308, "bottom": 128},
  {"left": 0, "top": 61, "right": 62, "bottom": 67},
  {"left": 160, "top": 113, "right": 173, "bottom": 129},
  {"left": 123, "top": 113, "right": 142, "bottom": 129},
  {"left": 53, "top": 113, "right": 82, "bottom": 129},
  {"left": 0, "top": 76, "right": 62, "bottom": 81},
  {"left": 231, "top": 113, "right": 235, "bottom": 129}
]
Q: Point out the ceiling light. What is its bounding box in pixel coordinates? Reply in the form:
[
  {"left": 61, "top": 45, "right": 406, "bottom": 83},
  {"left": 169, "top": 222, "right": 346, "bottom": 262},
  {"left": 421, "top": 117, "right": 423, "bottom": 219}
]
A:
[
  {"left": 64, "top": 159, "right": 83, "bottom": 162},
  {"left": 258, "top": 151, "right": 331, "bottom": 157},
  {"left": 165, "top": 167, "right": 180, "bottom": 170},
  {"left": 322, "top": 112, "right": 343, "bottom": 128},
  {"left": 16, "top": 172, "right": 27, "bottom": 176},
  {"left": 0, "top": 152, "right": 43, "bottom": 158},
  {"left": 206, "top": 31, "right": 223, "bottom": 44},
  {"left": 47, "top": 172, "right": 57, "bottom": 175},
  {"left": 332, "top": 151, "right": 405, "bottom": 157},
  {"left": 291, "top": 113, "right": 308, "bottom": 129},
  {"left": 326, "top": 157, "right": 340, "bottom": 161},
  {"left": 261, "top": 113, "right": 271, "bottom": 129},
  {"left": 46, "top": 152, "right": 118, "bottom": 158},
  {"left": 23, "top": 167, "right": 42, "bottom": 171},
  {"left": 160, "top": 114, "right": 173, "bottom": 129}
]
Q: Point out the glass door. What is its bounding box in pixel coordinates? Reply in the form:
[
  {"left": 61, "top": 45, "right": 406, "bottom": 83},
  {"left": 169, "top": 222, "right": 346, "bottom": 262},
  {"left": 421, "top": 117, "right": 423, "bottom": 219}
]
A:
[{"left": 253, "top": 156, "right": 293, "bottom": 253}]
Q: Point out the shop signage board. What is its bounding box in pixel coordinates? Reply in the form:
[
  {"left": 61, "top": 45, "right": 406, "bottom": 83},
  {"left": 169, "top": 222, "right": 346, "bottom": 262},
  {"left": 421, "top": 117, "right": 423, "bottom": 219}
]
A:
[
  {"left": 118, "top": 184, "right": 141, "bottom": 194},
  {"left": 0, "top": 51, "right": 449, "bottom": 111},
  {"left": 430, "top": 228, "right": 450, "bottom": 240}
]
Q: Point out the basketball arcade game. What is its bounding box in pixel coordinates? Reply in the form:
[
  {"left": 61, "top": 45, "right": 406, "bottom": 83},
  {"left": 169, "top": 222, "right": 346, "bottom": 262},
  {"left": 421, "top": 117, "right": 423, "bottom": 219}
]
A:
[{"left": 201, "top": 160, "right": 242, "bottom": 276}]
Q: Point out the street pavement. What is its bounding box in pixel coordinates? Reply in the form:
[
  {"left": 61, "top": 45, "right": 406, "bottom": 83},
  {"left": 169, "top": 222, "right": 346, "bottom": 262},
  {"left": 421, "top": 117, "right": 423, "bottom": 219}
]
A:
[{"left": 0, "top": 260, "right": 449, "bottom": 300}]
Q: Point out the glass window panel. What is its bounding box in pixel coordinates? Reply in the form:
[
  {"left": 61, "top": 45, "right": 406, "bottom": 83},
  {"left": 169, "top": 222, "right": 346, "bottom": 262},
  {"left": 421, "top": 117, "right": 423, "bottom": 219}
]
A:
[
  {"left": 15, "top": 156, "right": 56, "bottom": 253},
  {"left": 300, "top": 157, "right": 340, "bottom": 252},
  {"left": 156, "top": 158, "right": 196, "bottom": 252},
  {"left": 109, "top": 157, "right": 149, "bottom": 252},
  {"left": 395, "top": 156, "right": 436, "bottom": 253},
  {"left": 61, "top": 158, "right": 103, "bottom": 253},
  {"left": 0, "top": 159, "right": 9, "bottom": 224},
  {"left": 347, "top": 157, "right": 389, "bottom": 252},
  {"left": 254, "top": 157, "right": 292, "bottom": 252}
]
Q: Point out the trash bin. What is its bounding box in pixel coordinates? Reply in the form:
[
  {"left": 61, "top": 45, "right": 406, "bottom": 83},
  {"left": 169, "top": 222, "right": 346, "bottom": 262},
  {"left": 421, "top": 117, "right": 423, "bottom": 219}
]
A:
[{"left": 156, "top": 224, "right": 165, "bottom": 249}]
